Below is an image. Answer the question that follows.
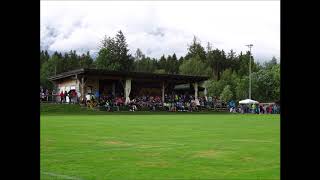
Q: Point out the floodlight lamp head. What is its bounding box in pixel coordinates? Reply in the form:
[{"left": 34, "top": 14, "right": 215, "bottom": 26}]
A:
[{"left": 246, "top": 44, "right": 253, "bottom": 48}]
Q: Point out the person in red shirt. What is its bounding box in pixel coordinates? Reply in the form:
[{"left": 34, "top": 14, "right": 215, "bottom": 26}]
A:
[
  {"left": 268, "top": 105, "right": 272, "bottom": 114},
  {"left": 60, "top": 91, "right": 64, "bottom": 103}
]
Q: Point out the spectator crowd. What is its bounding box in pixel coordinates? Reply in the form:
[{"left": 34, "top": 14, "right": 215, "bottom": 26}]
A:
[{"left": 41, "top": 87, "right": 279, "bottom": 114}]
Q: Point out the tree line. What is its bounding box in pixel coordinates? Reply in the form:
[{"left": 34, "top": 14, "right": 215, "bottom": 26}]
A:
[{"left": 40, "top": 30, "right": 280, "bottom": 102}]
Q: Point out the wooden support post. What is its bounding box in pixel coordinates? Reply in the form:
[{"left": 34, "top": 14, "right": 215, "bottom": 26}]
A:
[
  {"left": 194, "top": 82, "right": 198, "bottom": 100},
  {"left": 112, "top": 82, "right": 115, "bottom": 96},
  {"left": 80, "top": 76, "right": 87, "bottom": 102},
  {"left": 194, "top": 82, "right": 200, "bottom": 106},
  {"left": 204, "top": 87, "right": 208, "bottom": 101},
  {"left": 124, "top": 78, "right": 131, "bottom": 105},
  {"left": 162, "top": 81, "right": 165, "bottom": 103}
]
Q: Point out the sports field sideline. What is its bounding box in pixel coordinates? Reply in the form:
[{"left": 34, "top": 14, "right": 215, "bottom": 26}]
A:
[{"left": 41, "top": 105, "right": 280, "bottom": 180}]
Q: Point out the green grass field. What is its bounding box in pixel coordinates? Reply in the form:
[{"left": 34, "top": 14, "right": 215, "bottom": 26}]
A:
[{"left": 41, "top": 104, "right": 280, "bottom": 180}]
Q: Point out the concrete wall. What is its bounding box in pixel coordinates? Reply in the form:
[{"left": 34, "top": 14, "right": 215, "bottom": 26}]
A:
[
  {"left": 56, "top": 77, "right": 99, "bottom": 95},
  {"left": 57, "top": 79, "right": 79, "bottom": 93},
  {"left": 85, "top": 78, "right": 99, "bottom": 94},
  {"left": 55, "top": 78, "right": 80, "bottom": 102}
]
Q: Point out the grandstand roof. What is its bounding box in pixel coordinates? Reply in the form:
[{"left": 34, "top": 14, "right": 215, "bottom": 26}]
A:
[{"left": 48, "top": 68, "right": 209, "bottom": 84}]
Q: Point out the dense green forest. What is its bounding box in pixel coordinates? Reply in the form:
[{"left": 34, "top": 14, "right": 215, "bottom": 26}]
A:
[{"left": 40, "top": 30, "right": 280, "bottom": 102}]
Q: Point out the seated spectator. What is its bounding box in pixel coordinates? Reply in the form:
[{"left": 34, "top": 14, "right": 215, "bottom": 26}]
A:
[
  {"left": 104, "top": 100, "right": 111, "bottom": 111},
  {"left": 129, "top": 103, "right": 138, "bottom": 112}
]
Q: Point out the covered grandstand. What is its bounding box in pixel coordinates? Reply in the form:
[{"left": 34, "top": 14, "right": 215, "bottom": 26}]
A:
[{"left": 48, "top": 68, "right": 209, "bottom": 106}]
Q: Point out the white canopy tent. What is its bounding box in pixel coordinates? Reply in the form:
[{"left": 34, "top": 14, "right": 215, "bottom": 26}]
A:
[{"left": 239, "top": 99, "right": 259, "bottom": 104}]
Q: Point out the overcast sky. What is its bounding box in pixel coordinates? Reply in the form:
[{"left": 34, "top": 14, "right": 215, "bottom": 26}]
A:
[{"left": 41, "top": 1, "right": 280, "bottom": 62}]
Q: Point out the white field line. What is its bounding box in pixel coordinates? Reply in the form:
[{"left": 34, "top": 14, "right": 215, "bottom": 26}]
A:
[{"left": 41, "top": 171, "right": 85, "bottom": 180}]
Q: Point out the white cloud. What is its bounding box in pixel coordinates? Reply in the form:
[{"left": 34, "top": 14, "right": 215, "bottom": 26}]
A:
[{"left": 41, "top": 1, "right": 280, "bottom": 62}]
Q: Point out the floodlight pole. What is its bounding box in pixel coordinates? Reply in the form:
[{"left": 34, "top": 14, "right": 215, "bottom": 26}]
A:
[{"left": 246, "top": 44, "right": 253, "bottom": 99}]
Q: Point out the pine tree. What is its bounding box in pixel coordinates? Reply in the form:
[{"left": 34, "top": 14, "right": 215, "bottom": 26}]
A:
[
  {"left": 170, "top": 53, "right": 179, "bottom": 74},
  {"left": 96, "top": 48, "right": 114, "bottom": 70},
  {"left": 134, "top": 48, "right": 144, "bottom": 61},
  {"left": 166, "top": 55, "right": 172, "bottom": 74},
  {"left": 178, "top": 56, "right": 184, "bottom": 67},
  {"left": 40, "top": 50, "right": 50, "bottom": 68},
  {"left": 158, "top": 54, "right": 167, "bottom": 72},
  {"left": 185, "top": 36, "right": 206, "bottom": 61},
  {"left": 205, "top": 42, "right": 215, "bottom": 78},
  {"left": 115, "top": 30, "right": 132, "bottom": 72},
  {"left": 179, "top": 55, "right": 211, "bottom": 76},
  {"left": 79, "top": 51, "right": 93, "bottom": 68}
]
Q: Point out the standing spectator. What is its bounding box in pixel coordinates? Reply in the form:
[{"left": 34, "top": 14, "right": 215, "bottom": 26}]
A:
[
  {"left": 46, "top": 89, "right": 49, "bottom": 101},
  {"left": 41, "top": 91, "right": 45, "bottom": 102},
  {"left": 64, "top": 90, "right": 68, "bottom": 103},
  {"left": 52, "top": 89, "right": 56, "bottom": 103},
  {"left": 47, "top": 89, "right": 52, "bottom": 102},
  {"left": 95, "top": 90, "right": 100, "bottom": 102},
  {"left": 259, "top": 105, "right": 264, "bottom": 114},
  {"left": 269, "top": 105, "right": 272, "bottom": 114},
  {"left": 208, "top": 96, "right": 212, "bottom": 107},
  {"left": 255, "top": 105, "right": 259, "bottom": 114},
  {"left": 267, "top": 105, "right": 271, "bottom": 114},
  {"left": 59, "top": 91, "right": 64, "bottom": 103},
  {"left": 68, "top": 90, "right": 73, "bottom": 104},
  {"left": 40, "top": 89, "right": 43, "bottom": 102},
  {"left": 272, "top": 105, "right": 276, "bottom": 114},
  {"left": 72, "top": 90, "right": 77, "bottom": 104},
  {"left": 229, "top": 102, "right": 233, "bottom": 112}
]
